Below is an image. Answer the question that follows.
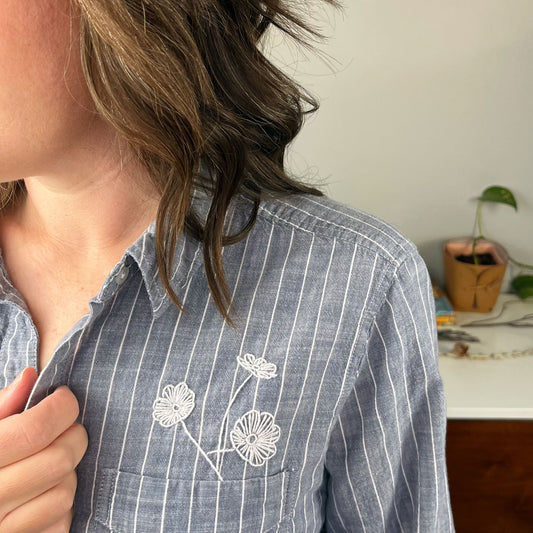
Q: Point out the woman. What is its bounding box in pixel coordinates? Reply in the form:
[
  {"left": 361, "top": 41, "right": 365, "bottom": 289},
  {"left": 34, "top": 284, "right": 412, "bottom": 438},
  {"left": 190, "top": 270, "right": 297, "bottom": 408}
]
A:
[{"left": 0, "top": 1, "right": 453, "bottom": 531}]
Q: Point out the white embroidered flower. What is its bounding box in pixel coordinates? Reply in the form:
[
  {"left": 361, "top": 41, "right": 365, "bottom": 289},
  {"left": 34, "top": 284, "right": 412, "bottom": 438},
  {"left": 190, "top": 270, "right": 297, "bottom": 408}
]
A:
[
  {"left": 230, "top": 410, "right": 280, "bottom": 467},
  {"left": 152, "top": 382, "right": 195, "bottom": 428},
  {"left": 237, "top": 353, "right": 277, "bottom": 380}
]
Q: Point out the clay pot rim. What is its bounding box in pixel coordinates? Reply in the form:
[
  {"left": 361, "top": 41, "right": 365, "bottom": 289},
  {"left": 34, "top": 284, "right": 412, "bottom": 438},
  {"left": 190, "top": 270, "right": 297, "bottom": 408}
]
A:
[{"left": 443, "top": 237, "right": 508, "bottom": 265}]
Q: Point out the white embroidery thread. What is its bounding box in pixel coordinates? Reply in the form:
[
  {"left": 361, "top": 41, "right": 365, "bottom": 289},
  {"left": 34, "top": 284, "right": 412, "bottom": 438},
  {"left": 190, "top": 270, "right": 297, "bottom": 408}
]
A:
[
  {"left": 153, "top": 354, "right": 280, "bottom": 478},
  {"left": 152, "top": 382, "right": 223, "bottom": 481},
  {"left": 237, "top": 353, "right": 278, "bottom": 379},
  {"left": 152, "top": 383, "right": 195, "bottom": 428},
  {"left": 230, "top": 410, "right": 281, "bottom": 467}
]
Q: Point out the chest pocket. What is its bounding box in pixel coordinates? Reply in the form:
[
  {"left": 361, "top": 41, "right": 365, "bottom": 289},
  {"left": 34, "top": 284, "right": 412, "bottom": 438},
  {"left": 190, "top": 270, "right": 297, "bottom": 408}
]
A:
[{"left": 93, "top": 467, "right": 295, "bottom": 532}]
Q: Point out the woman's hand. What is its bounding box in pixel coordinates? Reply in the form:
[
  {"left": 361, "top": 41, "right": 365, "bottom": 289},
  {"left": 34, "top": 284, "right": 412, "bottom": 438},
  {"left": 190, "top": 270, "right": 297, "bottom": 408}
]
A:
[{"left": 0, "top": 368, "right": 88, "bottom": 533}]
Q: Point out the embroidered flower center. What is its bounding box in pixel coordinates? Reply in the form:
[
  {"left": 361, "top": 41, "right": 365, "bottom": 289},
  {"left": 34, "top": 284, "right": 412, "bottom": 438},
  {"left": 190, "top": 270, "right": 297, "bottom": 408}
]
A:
[{"left": 246, "top": 434, "right": 258, "bottom": 445}]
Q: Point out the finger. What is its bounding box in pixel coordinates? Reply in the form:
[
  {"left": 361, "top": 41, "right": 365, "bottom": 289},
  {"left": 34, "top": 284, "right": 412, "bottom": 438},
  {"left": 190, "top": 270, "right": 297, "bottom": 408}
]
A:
[
  {"left": 39, "top": 508, "right": 74, "bottom": 533},
  {"left": 0, "top": 386, "right": 80, "bottom": 466},
  {"left": 39, "top": 507, "right": 74, "bottom": 533},
  {"left": 39, "top": 508, "right": 73, "bottom": 533},
  {"left": 0, "top": 367, "right": 38, "bottom": 420},
  {"left": 0, "top": 472, "right": 77, "bottom": 533},
  {"left": 0, "top": 423, "right": 87, "bottom": 519}
]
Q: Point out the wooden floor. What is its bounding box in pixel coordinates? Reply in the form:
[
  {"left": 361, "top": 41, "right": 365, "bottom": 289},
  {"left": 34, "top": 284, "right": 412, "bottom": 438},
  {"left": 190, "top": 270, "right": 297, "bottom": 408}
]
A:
[{"left": 447, "top": 420, "right": 533, "bottom": 533}]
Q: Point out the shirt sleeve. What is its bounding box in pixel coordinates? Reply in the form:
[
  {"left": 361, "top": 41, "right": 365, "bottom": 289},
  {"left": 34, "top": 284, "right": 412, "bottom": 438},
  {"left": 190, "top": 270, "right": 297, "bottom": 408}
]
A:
[{"left": 323, "top": 252, "right": 454, "bottom": 532}]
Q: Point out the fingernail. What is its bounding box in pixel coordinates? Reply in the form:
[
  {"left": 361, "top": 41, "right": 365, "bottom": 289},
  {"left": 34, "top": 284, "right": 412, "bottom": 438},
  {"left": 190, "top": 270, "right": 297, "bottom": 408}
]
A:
[{"left": 9, "top": 368, "right": 27, "bottom": 389}]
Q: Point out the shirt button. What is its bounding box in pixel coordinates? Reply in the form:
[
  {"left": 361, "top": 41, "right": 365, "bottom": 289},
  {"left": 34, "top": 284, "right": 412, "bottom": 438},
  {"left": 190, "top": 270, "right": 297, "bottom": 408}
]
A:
[{"left": 115, "top": 265, "right": 129, "bottom": 286}]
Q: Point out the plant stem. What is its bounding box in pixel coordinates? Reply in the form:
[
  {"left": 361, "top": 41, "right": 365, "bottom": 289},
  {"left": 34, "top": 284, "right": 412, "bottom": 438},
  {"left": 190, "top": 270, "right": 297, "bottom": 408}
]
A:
[
  {"left": 473, "top": 200, "right": 485, "bottom": 266},
  {"left": 476, "top": 200, "right": 483, "bottom": 238},
  {"left": 509, "top": 256, "right": 533, "bottom": 271}
]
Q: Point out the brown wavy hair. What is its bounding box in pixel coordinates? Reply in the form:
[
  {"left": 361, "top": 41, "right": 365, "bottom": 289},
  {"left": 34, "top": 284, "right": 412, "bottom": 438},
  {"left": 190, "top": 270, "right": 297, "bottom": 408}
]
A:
[{"left": 1, "top": 0, "right": 335, "bottom": 323}]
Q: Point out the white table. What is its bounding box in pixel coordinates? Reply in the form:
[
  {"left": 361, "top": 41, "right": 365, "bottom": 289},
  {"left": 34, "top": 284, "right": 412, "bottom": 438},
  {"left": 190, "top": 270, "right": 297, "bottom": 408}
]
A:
[
  {"left": 437, "top": 294, "right": 533, "bottom": 419},
  {"left": 437, "top": 295, "right": 533, "bottom": 530}
]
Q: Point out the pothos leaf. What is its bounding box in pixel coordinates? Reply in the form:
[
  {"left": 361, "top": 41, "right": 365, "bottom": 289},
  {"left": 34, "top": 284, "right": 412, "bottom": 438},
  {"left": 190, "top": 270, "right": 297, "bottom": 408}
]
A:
[
  {"left": 512, "top": 275, "right": 533, "bottom": 299},
  {"left": 479, "top": 186, "right": 518, "bottom": 210}
]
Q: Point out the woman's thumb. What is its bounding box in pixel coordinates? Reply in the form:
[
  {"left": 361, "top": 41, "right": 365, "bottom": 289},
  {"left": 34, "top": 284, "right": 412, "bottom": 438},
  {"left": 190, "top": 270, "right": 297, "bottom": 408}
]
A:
[{"left": 0, "top": 367, "right": 38, "bottom": 420}]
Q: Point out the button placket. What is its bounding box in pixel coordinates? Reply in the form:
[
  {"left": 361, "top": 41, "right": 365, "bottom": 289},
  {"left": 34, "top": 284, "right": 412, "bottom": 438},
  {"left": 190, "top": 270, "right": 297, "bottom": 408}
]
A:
[{"left": 115, "top": 265, "right": 130, "bottom": 286}]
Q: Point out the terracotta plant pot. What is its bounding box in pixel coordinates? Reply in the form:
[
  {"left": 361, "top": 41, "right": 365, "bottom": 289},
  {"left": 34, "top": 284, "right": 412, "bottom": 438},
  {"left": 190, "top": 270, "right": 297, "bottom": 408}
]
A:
[{"left": 443, "top": 238, "right": 508, "bottom": 312}]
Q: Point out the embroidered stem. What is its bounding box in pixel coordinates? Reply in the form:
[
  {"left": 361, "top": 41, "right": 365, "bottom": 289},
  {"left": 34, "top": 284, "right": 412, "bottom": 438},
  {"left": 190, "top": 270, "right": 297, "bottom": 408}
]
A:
[
  {"left": 181, "top": 421, "right": 224, "bottom": 482},
  {"left": 207, "top": 448, "right": 234, "bottom": 456},
  {"left": 215, "top": 374, "right": 252, "bottom": 469}
]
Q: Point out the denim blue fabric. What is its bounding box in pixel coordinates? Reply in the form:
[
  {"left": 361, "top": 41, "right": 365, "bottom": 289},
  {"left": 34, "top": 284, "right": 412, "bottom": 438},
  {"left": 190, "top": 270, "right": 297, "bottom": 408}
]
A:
[{"left": 0, "top": 193, "right": 454, "bottom": 532}]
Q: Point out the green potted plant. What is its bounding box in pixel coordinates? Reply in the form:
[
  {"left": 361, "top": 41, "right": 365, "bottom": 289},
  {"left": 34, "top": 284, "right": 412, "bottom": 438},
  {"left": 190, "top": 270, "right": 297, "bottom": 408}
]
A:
[{"left": 443, "top": 186, "right": 533, "bottom": 312}]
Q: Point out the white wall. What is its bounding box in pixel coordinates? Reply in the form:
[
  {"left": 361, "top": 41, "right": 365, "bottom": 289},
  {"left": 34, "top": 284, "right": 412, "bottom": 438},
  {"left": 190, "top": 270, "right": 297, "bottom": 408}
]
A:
[{"left": 270, "top": 0, "right": 533, "bottom": 288}]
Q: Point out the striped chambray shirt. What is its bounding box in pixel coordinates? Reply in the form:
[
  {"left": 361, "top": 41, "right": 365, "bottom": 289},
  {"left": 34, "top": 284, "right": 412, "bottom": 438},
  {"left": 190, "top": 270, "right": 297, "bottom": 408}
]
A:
[{"left": 0, "top": 193, "right": 454, "bottom": 532}]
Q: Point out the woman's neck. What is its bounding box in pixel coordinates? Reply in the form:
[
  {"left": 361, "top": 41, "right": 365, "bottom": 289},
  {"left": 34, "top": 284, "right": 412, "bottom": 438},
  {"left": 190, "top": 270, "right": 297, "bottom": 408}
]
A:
[
  {"left": 1, "top": 142, "right": 160, "bottom": 281},
  {"left": 13, "top": 155, "right": 158, "bottom": 265},
  {"left": 25, "top": 173, "right": 157, "bottom": 254}
]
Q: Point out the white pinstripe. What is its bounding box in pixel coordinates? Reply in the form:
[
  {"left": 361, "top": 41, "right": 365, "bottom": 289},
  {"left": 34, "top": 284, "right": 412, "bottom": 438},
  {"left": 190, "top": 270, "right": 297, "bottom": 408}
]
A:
[
  {"left": 412, "top": 257, "right": 438, "bottom": 356},
  {"left": 257, "top": 228, "right": 295, "bottom": 533},
  {"left": 186, "top": 249, "right": 252, "bottom": 532},
  {"left": 374, "top": 321, "right": 415, "bottom": 517},
  {"left": 25, "top": 334, "right": 32, "bottom": 368},
  {"left": 79, "top": 292, "right": 120, "bottom": 425},
  {"left": 161, "top": 422, "right": 179, "bottom": 533},
  {"left": 304, "top": 241, "right": 357, "bottom": 530},
  {"left": 66, "top": 327, "right": 87, "bottom": 385},
  {"left": 84, "top": 280, "right": 143, "bottom": 533},
  {"left": 154, "top": 282, "right": 212, "bottom": 532},
  {"left": 280, "top": 237, "right": 336, "bottom": 531},
  {"left": 411, "top": 258, "right": 444, "bottom": 530},
  {"left": 397, "top": 276, "right": 439, "bottom": 528},
  {"left": 130, "top": 257, "right": 199, "bottom": 532},
  {"left": 235, "top": 224, "right": 275, "bottom": 533},
  {"left": 365, "top": 329, "right": 405, "bottom": 532},
  {"left": 210, "top": 238, "right": 251, "bottom": 449},
  {"left": 324, "top": 255, "right": 379, "bottom": 529},
  {"left": 132, "top": 274, "right": 203, "bottom": 533},
  {"left": 386, "top": 295, "right": 421, "bottom": 532},
  {"left": 339, "top": 415, "right": 368, "bottom": 533},
  {"left": 109, "top": 315, "right": 156, "bottom": 524},
  {"left": 272, "top": 234, "right": 315, "bottom": 527},
  {"left": 295, "top": 239, "right": 339, "bottom": 531},
  {"left": 330, "top": 483, "right": 350, "bottom": 533},
  {"left": 353, "top": 384, "right": 386, "bottom": 529},
  {"left": 212, "top": 237, "right": 252, "bottom": 532},
  {"left": 3, "top": 308, "right": 21, "bottom": 386},
  {"left": 182, "top": 206, "right": 239, "bottom": 531},
  {"left": 45, "top": 361, "right": 60, "bottom": 397}
]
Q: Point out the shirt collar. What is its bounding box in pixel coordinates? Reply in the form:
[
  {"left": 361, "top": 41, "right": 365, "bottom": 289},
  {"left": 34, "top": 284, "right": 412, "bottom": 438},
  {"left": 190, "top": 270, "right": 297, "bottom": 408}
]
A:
[
  {"left": 0, "top": 252, "right": 28, "bottom": 311},
  {"left": 125, "top": 220, "right": 202, "bottom": 317},
  {"left": 0, "top": 189, "right": 251, "bottom": 318},
  {"left": 125, "top": 189, "right": 257, "bottom": 317}
]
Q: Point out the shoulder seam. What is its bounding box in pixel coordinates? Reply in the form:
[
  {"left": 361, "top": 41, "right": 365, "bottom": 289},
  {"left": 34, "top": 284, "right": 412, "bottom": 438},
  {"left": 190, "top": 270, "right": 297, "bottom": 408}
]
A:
[
  {"left": 257, "top": 202, "right": 411, "bottom": 269},
  {"left": 303, "top": 196, "right": 410, "bottom": 253}
]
